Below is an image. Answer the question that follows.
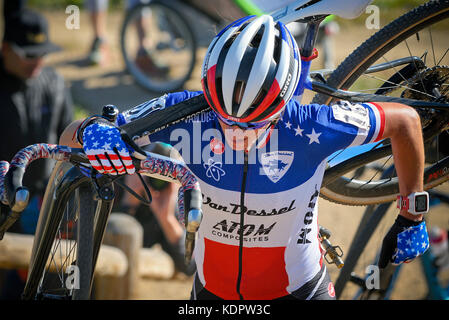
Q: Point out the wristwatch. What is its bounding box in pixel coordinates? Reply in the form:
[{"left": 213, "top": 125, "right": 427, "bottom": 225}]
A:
[{"left": 396, "top": 191, "right": 429, "bottom": 215}]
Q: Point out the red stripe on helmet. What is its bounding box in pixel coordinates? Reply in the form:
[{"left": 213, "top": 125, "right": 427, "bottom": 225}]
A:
[
  {"left": 259, "top": 99, "right": 286, "bottom": 122},
  {"left": 201, "top": 77, "right": 215, "bottom": 111},
  {"left": 239, "top": 79, "right": 281, "bottom": 123},
  {"left": 205, "top": 65, "right": 228, "bottom": 119}
]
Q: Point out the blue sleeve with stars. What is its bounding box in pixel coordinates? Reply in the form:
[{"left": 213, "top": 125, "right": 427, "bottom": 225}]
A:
[{"left": 282, "top": 100, "right": 385, "bottom": 161}]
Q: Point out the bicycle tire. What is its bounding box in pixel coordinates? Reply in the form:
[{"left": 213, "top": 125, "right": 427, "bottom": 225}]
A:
[
  {"left": 23, "top": 163, "right": 96, "bottom": 300},
  {"left": 313, "top": 0, "right": 449, "bottom": 205},
  {"left": 120, "top": 0, "right": 197, "bottom": 93}
]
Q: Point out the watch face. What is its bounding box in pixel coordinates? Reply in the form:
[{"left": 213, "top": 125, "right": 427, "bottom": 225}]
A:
[{"left": 415, "top": 194, "right": 428, "bottom": 212}]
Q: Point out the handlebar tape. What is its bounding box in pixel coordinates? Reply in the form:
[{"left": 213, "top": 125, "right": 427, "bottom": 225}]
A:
[
  {"left": 4, "top": 166, "right": 29, "bottom": 211},
  {"left": 183, "top": 188, "right": 203, "bottom": 224}
]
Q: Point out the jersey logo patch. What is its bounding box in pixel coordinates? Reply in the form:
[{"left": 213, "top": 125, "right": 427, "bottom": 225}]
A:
[
  {"left": 204, "top": 158, "right": 226, "bottom": 182},
  {"left": 260, "top": 151, "right": 294, "bottom": 183},
  {"left": 210, "top": 138, "right": 225, "bottom": 155}
]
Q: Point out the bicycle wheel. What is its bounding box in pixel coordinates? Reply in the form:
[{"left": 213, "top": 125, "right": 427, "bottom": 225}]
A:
[
  {"left": 121, "top": 0, "right": 197, "bottom": 93},
  {"left": 313, "top": 0, "right": 449, "bottom": 205},
  {"left": 23, "top": 162, "right": 96, "bottom": 300}
]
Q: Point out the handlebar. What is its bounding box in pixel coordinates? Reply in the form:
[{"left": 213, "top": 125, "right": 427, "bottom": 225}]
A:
[{"left": 0, "top": 143, "right": 203, "bottom": 265}]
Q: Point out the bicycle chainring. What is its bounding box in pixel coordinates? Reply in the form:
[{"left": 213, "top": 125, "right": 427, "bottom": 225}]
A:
[
  {"left": 401, "top": 66, "right": 449, "bottom": 128},
  {"left": 401, "top": 66, "right": 449, "bottom": 101}
]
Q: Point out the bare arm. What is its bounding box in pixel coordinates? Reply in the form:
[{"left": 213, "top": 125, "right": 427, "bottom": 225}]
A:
[
  {"left": 376, "top": 102, "right": 425, "bottom": 221},
  {"left": 59, "top": 119, "right": 83, "bottom": 148}
]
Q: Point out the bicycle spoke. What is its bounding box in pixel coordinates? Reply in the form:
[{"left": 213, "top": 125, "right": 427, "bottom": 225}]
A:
[
  {"left": 359, "top": 73, "right": 436, "bottom": 99},
  {"left": 381, "top": 55, "right": 412, "bottom": 85},
  {"left": 404, "top": 38, "right": 429, "bottom": 96},
  {"left": 437, "top": 48, "right": 449, "bottom": 66},
  {"left": 428, "top": 26, "right": 437, "bottom": 66},
  {"left": 39, "top": 198, "right": 80, "bottom": 296}
]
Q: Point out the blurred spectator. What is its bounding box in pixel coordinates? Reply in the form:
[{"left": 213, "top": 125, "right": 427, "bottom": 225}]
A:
[
  {"left": 85, "top": 0, "right": 169, "bottom": 76},
  {"left": 115, "top": 142, "right": 196, "bottom": 276},
  {"left": 0, "top": 7, "right": 74, "bottom": 299}
]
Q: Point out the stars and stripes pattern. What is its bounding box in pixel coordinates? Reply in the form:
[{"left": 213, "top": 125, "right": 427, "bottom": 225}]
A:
[
  {"left": 0, "top": 160, "right": 10, "bottom": 204},
  {"left": 393, "top": 221, "right": 430, "bottom": 264},
  {"left": 0, "top": 144, "right": 72, "bottom": 205},
  {"left": 140, "top": 154, "right": 200, "bottom": 226},
  {"left": 83, "top": 123, "right": 135, "bottom": 175},
  {"left": 10, "top": 144, "right": 71, "bottom": 170}
]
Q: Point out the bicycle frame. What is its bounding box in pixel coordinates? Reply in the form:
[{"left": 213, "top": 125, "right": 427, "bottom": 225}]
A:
[{"left": 22, "top": 164, "right": 114, "bottom": 300}]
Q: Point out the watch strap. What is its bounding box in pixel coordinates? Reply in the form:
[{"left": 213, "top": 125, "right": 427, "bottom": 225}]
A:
[{"left": 396, "top": 195, "right": 409, "bottom": 211}]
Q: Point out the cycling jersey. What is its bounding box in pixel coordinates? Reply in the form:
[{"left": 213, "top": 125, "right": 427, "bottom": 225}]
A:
[{"left": 117, "top": 90, "right": 385, "bottom": 300}]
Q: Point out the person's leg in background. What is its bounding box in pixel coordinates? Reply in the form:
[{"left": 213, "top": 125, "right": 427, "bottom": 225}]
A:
[
  {"left": 126, "top": 0, "right": 169, "bottom": 76},
  {"left": 85, "top": 0, "right": 111, "bottom": 65},
  {"left": 318, "top": 16, "right": 339, "bottom": 70}
]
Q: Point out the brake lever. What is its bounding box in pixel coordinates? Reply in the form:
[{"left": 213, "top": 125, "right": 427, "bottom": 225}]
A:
[{"left": 90, "top": 170, "right": 115, "bottom": 202}]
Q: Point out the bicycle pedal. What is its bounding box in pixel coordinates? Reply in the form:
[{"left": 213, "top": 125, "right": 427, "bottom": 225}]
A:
[{"left": 321, "top": 238, "right": 344, "bottom": 268}]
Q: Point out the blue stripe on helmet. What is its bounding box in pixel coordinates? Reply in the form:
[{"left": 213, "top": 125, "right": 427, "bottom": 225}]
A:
[
  {"left": 216, "top": 15, "right": 256, "bottom": 38},
  {"left": 277, "top": 21, "right": 299, "bottom": 61}
]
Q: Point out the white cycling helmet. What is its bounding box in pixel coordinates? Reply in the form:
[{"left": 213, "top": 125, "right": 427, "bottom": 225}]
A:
[{"left": 202, "top": 15, "right": 301, "bottom": 123}]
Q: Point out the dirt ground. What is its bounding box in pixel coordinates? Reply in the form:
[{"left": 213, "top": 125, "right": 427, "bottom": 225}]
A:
[{"left": 38, "top": 8, "right": 449, "bottom": 300}]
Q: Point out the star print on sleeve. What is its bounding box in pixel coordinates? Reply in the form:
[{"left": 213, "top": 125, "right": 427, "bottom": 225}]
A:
[
  {"left": 281, "top": 118, "right": 321, "bottom": 143},
  {"left": 306, "top": 128, "right": 321, "bottom": 144},
  {"left": 294, "top": 125, "right": 304, "bottom": 136}
]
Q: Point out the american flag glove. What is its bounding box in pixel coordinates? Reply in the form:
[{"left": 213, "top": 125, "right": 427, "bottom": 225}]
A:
[
  {"left": 82, "top": 122, "right": 135, "bottom": 175},
  {"left": 378, "top": 215, "right": 429, "bottom": 268},
  {"left": 392, "top": 221, "right": 429, "bottom": 265}
]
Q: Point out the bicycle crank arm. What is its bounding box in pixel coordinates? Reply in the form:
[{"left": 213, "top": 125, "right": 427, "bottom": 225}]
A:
[{"left": 312, "top": 81, "right": 449, "bottom": 110}]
